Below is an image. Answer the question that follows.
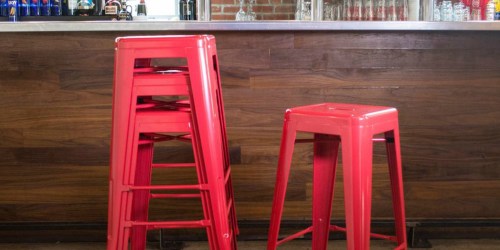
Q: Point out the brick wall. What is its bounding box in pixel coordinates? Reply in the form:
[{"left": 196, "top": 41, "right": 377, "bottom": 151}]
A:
[{"left": 211, "top": 0, "right": 296, "bottom": 20}]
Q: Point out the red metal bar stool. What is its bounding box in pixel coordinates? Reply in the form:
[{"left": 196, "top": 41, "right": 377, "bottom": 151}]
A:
[
  {"left": 107, "top": 35, "right": 238, "bottom": 250},
  {"left": 267, "top": 103, "right": 407, "bottom": 250}
]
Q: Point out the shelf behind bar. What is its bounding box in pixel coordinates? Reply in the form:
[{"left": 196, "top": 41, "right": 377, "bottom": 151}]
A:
[{"left": 1, "top": 20, "right": 500, "bottom": 32}]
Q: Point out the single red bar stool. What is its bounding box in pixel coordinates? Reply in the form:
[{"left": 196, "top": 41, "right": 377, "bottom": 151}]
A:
[
  {"left": 108, "top": 35, "right": 238, "bottom": 250},
  {"left": 267, "top": 103, "right": 407, "bottom": 250}
]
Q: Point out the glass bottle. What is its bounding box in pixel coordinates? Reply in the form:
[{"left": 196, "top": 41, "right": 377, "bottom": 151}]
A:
[
  {"left": 486, "top": 0, "right": 495, "bottom": 20},
  {"left": 50, "top": 0, "right": 61, "bottom": 15},
  {"left": 18, "top": 0, "right": 29, "bottom": 16},
  {"left": 235, "top": 0, "right": 245, "bottom": 20},
  {"left": 8, "top": 0, "right": 18, "bottom": 21},
  {"left": 471, "top": 0, "right": 482, "bottom": 20},
  {"left": 29, "top": 0, "right": 39, "bottom": 15},
  {"left": 40, "top": 0, "right": 50, "bottom": 16}
]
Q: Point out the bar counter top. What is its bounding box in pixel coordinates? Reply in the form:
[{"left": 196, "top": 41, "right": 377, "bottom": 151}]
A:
[{"left": 2, "top": 20, "right": 500, "bottom": 32}]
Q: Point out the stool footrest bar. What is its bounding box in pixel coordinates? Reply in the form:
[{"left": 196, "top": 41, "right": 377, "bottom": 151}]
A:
[
  {"left": 276, "top": 226, "right": 313, "bottom": 246},
  {"left": 152, "top": 163, "right": 196, "bottom": 168},
  {"left": 150, "top": 193, "right": 201, "bottom": 199},
  {"left": 295, "top": 138, "right": 387, "bottom": 144},
  {"left": 126, "top": 220, "right": 211, "bottom": 230},
  {"left": 128, "top": 184, "right": 208, "bottom": 191},
  {"left": 329, "top": 225, "right": 398, "bottom": 242}
]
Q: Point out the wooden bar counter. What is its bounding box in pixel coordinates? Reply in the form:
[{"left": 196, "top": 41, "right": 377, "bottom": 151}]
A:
[{"left": 0, "top": 21, "right": 499, "bottom": 241}]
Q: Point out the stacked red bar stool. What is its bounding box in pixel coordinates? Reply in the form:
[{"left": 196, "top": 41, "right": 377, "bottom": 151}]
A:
[
  {"left": 107, "top": 35, "right": 238, "bottom": 250},
  {"left": 267, "top": 103, "right": 407, "bottom": 250}
]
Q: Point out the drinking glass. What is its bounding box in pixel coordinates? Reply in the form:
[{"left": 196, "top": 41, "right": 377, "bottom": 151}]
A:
[
  {"left": 364, "top": 0, "right": 374, "bottom": 20},
  {"left": 433, "top": 0, "right": 441, "bottom": 21},
  {"left": 471, "top": 0, "right": 481, "bottom": 20},
  {"left": 486, "top": 0, "right": 495, "bottom": 20},
  {"left": 343, "top": 0, "right": 352, "bottom": 20},
  {"left": 246, "top": 0, "right": 256, "bottom": 20},
  {"left": 352, "top": 0, "right": 363, "bottom": 20},
  {"left": 386, "top": 0, "right": 397, "bottom": 21},
  {"left": 375, "top": 0, "right": 386, "bottom": 21},
  {"left": 303, "top": 0, "right": 312, "bottom": 20},
  {"left": 332, "top": 2, "right": 342, "bottom": 20},
  {"left": 396, "top": 0, "right": 408, "bottom": 20},
  {"left": 323, "top": 2, "right": 333, "bottom": 20},
  {"left": 453, "top": 2, "right": 464, "bottom": 21},
  {"left": 235, "top": 0, "right": 246, "bottom": 21},
  {"left": 463, "top": 6, "right": 470, "bottom": 21},
  {"left": 440, "top": 0, "right": 453, "bottom": 21}
]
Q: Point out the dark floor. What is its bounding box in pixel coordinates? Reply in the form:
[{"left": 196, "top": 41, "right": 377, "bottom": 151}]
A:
[{"left": 1, "top": 240, "right": 500, "bottom": 249}]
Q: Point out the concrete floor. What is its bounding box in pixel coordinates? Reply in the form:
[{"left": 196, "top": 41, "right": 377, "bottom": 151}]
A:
[{"left": 0, "top": 240, "right": 499, "bottom": 249}]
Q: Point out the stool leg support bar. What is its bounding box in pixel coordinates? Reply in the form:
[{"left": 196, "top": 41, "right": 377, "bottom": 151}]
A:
[
  {"left": 342, "top": 129, "right": 374, "bottom": 250},
  {"left": 312, "top": 134, "right": 340, "bottom": 250},
  {"left": 267, "top": 120, "right": 298, "bottom": 250}
]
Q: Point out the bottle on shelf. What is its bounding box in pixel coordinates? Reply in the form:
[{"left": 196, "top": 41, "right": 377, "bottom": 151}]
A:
[
  {"left": 65, "top": 0, "right": 77, "bottom": 15},
  {"left": 18, "top": 0, "right": 29, "bottom": 16},
  {"left": 1, "top": 0, "right": 7, "bottom": 17},
  {"left": 179, "top": 0, "right": 196, "bottom": 20},
  {"left": 116, "top": 0, "right": 131, "bottom": 20},
  {"left": 104, "top": 0, "right": 120, "bottom": 18},
  {"left": 8, "top": 0, "right": 18, "bottom": 20},
  {"left": 40, "top": 0, "right": 50, "bottom": 15},
  {"left": 29, "top": 0, "right": 39, "bottom": 15},
  {"left": 136, "top": 0, "right": 146, "bottom": 17},
  {"left": 495, "top": 0, "right": 500, "bottom": 19},
  {"left": 76, "top": 0, "right": 101, "bottom": 15},
  {"left": 50, "top": 0, "right": 61, "bottom": 15}
]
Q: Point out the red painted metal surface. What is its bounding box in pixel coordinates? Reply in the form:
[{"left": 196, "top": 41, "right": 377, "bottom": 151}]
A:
[
  {"left": 107, "top": 35, "right": 238, "bottom": 250},
  {"left": 267, "top": 103, "right": 407, "bottom": 250}
]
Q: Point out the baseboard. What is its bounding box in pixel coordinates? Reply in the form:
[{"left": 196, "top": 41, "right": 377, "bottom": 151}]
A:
[{"left": 0, "top": 219, "right": 499, "bottom": 243}]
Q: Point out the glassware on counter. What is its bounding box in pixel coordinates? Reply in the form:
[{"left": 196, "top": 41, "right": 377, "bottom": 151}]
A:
[
  {"left": 440, "top": 0, "right": 453, "bottom": 21},
  {"left": 306, "top": 0, "right": 410, "bottom": 21},
  {"left": 375, "top": 0, "right": 386, "bottom": 20},
  {"left": 486, "top": 0, "right": 495, "bottom": 20},
  {"left": 235, "top": 0, "right": 245, "bottom": 20},
  {"left": 352, "top": 0, "right": 363, "bottom": 20},
  {"left": 471, "top": 0, "right": 482, "bottom": 20},
  {"left": 386, "top": 0, "right": 397, "bottom": 20},
  {"left": 246, "top": 0, "right": 256, "bottom": 20},
  {"left": 364, "top": 0, "right": 374, "bottom": 20},
  {"left": 432, "top": 0, "right": 498, "bottom": 21},
  {"left": 295, "top": 0, "right": 311, "bottom": 20}
]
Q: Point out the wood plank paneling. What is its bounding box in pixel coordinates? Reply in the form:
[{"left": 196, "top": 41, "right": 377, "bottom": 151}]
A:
[{"left": 0, "top": 31, "right": 499, "bottom": 229}]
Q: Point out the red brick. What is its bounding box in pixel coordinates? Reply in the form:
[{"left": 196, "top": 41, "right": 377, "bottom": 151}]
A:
[
  {"left": 271, "top": 0, "right": 282, "bottom": 4},
  {"left": 255, "top": 0, "right": 270, "bottom": 4},
  {"left": 261, "top": 13, "right": 291, "bottom": 20},
  {"left": 223, "top": 6, "right": 242, "bottom": 13},
  {"left": 252, "top": 5, "right": 274, "bottom": 13},
  {"left": 211, "top": 14, "right": 238, "bottom": 20},
  {"left": 212, "top": 0, "right": 237, "bottom": 4},
  {"left": 211, "top": 5, "right": 222, "bottom": 13},
  {"left": 281, "top": 0, "right": 295, "bottom": 4},
  {"left": 274, "top": 5, "right": 294, "bottom": 13}
]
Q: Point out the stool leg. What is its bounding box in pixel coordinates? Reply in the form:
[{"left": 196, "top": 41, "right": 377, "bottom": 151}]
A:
[
  {"left": 342, "top": 131, "right": 373, "bottom": 250},
  {"left": 312, "top": 134, "right": 340, "bottom": 250},
  {"left": 267, "top": 119, "right": 297, "bottom": 250},
  {"left": 108, "top": 48, "right": 136, "bottom": 250},
  {"left": 130, "top": 136, "right": 154, "bottom": 250},
  {"left": 385, "top": 129, "right": 407, "bottom": 248}
]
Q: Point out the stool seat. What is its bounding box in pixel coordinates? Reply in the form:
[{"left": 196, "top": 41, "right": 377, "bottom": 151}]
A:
[
  {"left": 268, "top": 102, "right": 407, "bottom": 250},
  {"left": 290, "top": 103, "right": 396, "bottom": 119}
]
